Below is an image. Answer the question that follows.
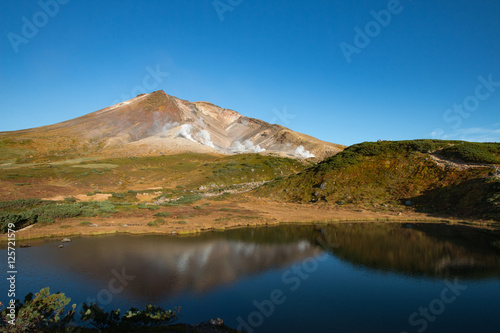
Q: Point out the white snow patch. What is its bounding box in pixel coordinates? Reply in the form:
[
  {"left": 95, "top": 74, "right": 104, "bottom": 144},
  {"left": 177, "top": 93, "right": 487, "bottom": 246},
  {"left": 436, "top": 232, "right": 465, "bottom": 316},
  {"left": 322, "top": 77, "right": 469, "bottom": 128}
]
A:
[
  {"left": 232, "top": 140, "right": 265, "bottom": 153},
  {"left": 177, "top": 124, "right": 196, "bottom": 142},
  {"left": 294, "top": 145, "right": 315, "bottom": 158}
]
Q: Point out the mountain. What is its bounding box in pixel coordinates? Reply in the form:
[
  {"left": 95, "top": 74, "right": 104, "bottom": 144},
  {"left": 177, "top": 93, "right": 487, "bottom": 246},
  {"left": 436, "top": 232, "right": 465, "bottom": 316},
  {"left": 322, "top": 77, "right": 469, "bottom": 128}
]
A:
[
  {"left": 0, "top": 90, "right": 344, "bottom": 164},
  {"left": 257, "top": 140, "right": 500, "bottom": 221}
]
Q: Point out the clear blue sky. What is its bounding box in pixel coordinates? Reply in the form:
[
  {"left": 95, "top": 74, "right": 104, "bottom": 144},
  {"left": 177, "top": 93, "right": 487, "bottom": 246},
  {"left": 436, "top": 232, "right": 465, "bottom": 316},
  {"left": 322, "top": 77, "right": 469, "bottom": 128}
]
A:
[{"left": 1, "top": 0, "right": 499, "bottom": 145}]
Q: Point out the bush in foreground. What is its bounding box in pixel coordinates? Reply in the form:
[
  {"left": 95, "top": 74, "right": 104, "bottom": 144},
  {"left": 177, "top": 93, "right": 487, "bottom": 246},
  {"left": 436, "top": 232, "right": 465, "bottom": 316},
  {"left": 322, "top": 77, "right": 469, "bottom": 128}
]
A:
[{"left": 0, "top": 287, "right": 180, "bottom": 332}]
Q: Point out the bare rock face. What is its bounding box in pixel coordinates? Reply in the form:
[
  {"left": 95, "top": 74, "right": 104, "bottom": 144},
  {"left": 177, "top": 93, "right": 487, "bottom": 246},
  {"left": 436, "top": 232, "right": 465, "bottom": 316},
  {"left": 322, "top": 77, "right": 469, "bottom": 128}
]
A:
[{"left": 0, "top": 90, "right": 345, "bottom": 160}]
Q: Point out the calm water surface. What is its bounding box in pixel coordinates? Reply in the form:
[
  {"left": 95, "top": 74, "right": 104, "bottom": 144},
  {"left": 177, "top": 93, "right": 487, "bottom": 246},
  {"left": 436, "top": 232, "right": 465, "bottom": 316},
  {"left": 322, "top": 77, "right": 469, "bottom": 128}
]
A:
[{"left": 2, "top": 223, "right": 500, "bottom": 333}]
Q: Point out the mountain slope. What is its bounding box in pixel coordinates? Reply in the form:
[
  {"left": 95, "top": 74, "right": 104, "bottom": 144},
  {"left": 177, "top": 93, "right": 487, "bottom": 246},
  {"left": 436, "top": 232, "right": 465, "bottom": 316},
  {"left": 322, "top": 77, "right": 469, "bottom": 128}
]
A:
[
  {"left": 257, "top": 140, "right": 500, "bottom": 221},
  {"left": 0, "top": 91, "right": 344, "bottom": 164}
]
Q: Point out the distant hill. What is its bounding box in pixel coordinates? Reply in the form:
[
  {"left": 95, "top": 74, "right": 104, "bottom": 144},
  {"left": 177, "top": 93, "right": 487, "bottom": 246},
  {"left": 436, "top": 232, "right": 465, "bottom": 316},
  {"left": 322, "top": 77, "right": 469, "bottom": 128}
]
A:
[
  {"left": 257, "top": 140, "right": 500, "bottom": 221},
  {"left": 0, "top": 90, "right": 344, "bottom": 165}
]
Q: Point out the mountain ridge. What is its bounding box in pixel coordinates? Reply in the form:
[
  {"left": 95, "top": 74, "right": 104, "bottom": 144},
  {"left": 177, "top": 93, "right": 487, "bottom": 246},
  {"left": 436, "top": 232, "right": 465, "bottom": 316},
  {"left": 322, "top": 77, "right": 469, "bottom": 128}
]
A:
[{"left": 0, "top": 90, "right": 344, "bottom": 164}]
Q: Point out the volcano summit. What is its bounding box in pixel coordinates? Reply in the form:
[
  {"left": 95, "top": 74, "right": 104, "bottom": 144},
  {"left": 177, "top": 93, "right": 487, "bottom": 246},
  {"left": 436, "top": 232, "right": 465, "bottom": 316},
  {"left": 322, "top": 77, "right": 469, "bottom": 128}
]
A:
[{"left": 0, "top": 90, "right": 344, "bottom": 163}]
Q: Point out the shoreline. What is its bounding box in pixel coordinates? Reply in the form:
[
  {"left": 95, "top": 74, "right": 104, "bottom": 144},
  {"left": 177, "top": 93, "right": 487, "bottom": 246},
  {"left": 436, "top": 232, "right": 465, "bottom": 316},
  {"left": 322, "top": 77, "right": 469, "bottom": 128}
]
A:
[
  {"left": 2, "top": 215, "right": 496, "bottom": 243},
  {"left": 2, "top": 197, "right": 499, "bottom": 243}
]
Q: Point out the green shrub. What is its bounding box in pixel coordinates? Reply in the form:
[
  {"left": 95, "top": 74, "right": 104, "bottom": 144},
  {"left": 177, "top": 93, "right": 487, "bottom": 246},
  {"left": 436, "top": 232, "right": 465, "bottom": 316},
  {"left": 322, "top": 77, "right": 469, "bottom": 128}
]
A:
[
  {"left": 0, "top": 211, "right": 40, "bottom": 233},
  {"left": 315, "top": 140, "right": 498, "bottom": 172},
  {"left": 154, "top": 218, "right": 166, "bottom": 224},
  {"left": 0, "top": 287, "right": 75, "bottom": 331},
  {"left": 81, "top": 303, "right": 179, "bottom": 329},
  {"left": 0, "top": 198, "right": 42, "bottom": 210},
  {"left": 112, "top": 192, "right": 127, "bottom": 199},
  {"left": 440, "top": 144, "right": 499, "bottom": 164},
  {"left": 139, "top": 204, "right": 160, "bottom": 210},
  {"left": 90, "top": 201, "right": 117, "bottom": 213},
  {"left": 0, "top": 288, "right": 179, "bottom": 331},
  {"left": 37, "top": 215, "right": 55, "bottom": 224},
  {"left": 154, "top": 212, "right": 171, "bottom": 217},
  {"left": 147, "top": 221, "right": 158, "bottom": 227},
  {"left": 0, "top": 201, "right": 116, "bottom": 233},
  {"left": 80, "top": 302, "right": 119, "bottom": 329},
  {"left": 114, "top": 202, "right": 132, "bottom": 206}
]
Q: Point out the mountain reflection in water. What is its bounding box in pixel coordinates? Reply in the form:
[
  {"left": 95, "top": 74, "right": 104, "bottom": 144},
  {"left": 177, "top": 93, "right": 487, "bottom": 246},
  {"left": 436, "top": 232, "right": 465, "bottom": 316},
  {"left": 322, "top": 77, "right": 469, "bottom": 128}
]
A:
[
  {"left": 313, "top": 223, "right": 500, "bottom": 278},
  {"left": 46, "top": 235, "right": 321, "bottom": 300},
  {"left": 3, "top": 223, "right": 500, "bottom": 305}
]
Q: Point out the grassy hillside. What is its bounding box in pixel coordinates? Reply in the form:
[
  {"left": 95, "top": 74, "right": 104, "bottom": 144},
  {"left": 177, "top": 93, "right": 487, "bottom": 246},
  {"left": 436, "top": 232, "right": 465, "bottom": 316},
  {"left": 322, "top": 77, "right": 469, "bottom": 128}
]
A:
[
  {"left": 0, "top": 138, "right": 36, "bottom": 164},
  {"left": 0, "top": 153, "right": 307, "bottom": 200},
  {"left": 257, "top": 140, "right": 500, "bottom": 221},
  {"left": 0, "top": 153, "right": 310, "bottom": 232}
]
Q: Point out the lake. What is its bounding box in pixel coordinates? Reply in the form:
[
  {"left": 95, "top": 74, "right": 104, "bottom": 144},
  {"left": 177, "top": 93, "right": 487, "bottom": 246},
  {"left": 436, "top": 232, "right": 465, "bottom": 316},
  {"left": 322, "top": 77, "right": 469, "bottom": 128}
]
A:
[{"left": 2, "top": 223, "right": 500, "bottom": 332}]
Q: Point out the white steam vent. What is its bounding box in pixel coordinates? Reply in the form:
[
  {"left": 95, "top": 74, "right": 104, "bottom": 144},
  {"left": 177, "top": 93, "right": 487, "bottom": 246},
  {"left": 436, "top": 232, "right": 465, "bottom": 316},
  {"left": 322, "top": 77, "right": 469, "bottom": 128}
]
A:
[
  {"left": 177, "top": 124, "right": 196, "bottom": 142},
  {"left": 294, "top": 145, "right": 315, "bottom": 158},
  {"left": 232, "top": 140, "right": 265, "bottom": 153},
  {"left": 197, "top": 130, "right": 215, "bottom": 148}
]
